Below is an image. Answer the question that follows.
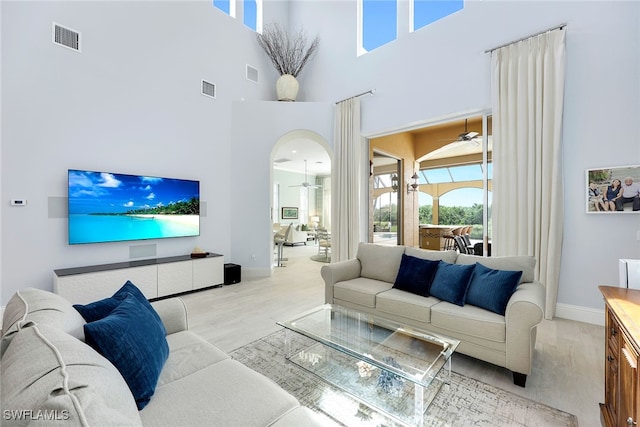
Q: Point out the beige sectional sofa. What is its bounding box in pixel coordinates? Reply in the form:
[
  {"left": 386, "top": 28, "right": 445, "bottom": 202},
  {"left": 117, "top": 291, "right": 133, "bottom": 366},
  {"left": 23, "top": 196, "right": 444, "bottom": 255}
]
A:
[
  {"left": 321, "top": 243, "right": 545, "bottom": 387},
  {"left": 0, "top": 288, "right": 324, "bottom": 426}
]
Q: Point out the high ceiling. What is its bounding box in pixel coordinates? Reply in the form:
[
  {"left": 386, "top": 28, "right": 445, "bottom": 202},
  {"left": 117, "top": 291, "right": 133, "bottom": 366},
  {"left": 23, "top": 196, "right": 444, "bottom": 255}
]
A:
[
  {"left": 273, "top": 138, "right": 331, "bottom": 176},
  {"left": 273, "top": 116, "right": 491, "bottom": 176}
]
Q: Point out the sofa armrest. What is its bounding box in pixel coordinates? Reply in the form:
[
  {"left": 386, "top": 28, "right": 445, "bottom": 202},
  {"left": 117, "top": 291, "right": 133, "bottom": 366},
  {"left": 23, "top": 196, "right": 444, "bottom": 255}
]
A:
[
  {"left": 285, "top": 228, "right": 309, "bottom": 243},
  {"left": 151, "top": 297, "right": 189, "bottom": 335},
  {"left": 504, "top": 281, "right": 545, "bottom": 375},
  {"left": 320, "top": 259, "right": 362, "bottom": 304}
]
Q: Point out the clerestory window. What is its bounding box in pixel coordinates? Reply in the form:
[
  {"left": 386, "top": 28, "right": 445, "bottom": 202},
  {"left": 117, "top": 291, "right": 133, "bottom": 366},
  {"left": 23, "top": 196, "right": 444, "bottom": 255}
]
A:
[
  {"left": 212, "top": 0, "right": 262, "bottom": 33},
  {"left": 412, "top": 0, "right": 464, "bottom": 33},
  {"left": 243, "top": 0, "right": 260, "bottom": 32},
  {"left": 213, "top": 0, "right": 234, "bottom": 17},
  {"left": 359, "top": 0, "right": 464, "bottom": 54}
]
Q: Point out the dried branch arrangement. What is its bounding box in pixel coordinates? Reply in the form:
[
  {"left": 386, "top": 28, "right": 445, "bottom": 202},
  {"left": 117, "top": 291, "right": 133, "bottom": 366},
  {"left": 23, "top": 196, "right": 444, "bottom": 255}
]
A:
[{"left": 256, "top": 23, "right": 319, "bottom": 78}]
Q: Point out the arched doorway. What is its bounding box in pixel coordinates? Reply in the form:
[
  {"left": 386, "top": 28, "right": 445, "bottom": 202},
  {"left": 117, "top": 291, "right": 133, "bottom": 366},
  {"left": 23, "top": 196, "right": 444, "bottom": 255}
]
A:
[{"left": 271, "top": 130, "right": 331, "bottom": 267}]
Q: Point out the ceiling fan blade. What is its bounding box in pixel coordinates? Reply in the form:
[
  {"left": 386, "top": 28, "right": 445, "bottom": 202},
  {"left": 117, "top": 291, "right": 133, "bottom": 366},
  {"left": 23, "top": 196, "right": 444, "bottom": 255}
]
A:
[{"left": 289, "top": 183, "right": 321, "bottom": 188}]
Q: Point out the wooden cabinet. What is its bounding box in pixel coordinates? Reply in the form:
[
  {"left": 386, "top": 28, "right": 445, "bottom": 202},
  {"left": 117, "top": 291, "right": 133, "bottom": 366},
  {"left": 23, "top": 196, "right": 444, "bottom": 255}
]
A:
[
  {"left": 193, "top": 256, "right": 224, "bottom": 290},
  {"left": 54, "top": 254, "right": 224, "bottom": 304},
  {"left": 419, "top": 226, "right": 453, "bottom": 250},
  {"left": 599, "top": 286, "right": 640, "bottom": 427},
  {"left": 158, "top": 260, "right": 193, "bottom": 297}
]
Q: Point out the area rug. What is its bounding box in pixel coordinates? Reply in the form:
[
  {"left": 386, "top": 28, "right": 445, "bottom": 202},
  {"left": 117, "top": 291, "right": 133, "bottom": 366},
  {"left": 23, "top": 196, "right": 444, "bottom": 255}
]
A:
[
  {"left": 230, "top": 330, "right": 578, "bottom": 427},
  {"left": 310, "top": 254, "right": 331, "bottom": 263}
]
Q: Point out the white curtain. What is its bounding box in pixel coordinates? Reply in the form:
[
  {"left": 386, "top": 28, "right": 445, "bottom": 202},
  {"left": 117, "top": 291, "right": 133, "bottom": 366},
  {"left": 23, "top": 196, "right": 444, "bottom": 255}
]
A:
[
  {"left": 491, "top": 28, "right": 566, "bottom": 319},
  {"left": 332, "top": 98, "right": 362, "bottom": 262}
]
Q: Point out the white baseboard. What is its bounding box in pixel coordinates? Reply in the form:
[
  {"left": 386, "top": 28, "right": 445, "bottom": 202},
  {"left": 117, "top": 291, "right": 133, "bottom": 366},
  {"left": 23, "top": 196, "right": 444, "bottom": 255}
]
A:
[{"left": 554, "top": 303, "right": 604, "bottom": 326}]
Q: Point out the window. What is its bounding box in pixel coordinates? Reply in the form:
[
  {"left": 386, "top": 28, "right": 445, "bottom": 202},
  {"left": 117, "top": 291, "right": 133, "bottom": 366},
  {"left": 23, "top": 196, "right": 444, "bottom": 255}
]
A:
[
  {"left": 412, "top": 0, "right": 463, "bottom": 33},
  {"left": 243, "top": 0, "right": 260, "bottom": 32},
  {"left": 360, "top": 0, "right": 464, "bottom": 54},
  {"left": 213, "top": 0, "right": 232, "bottom": 16},
  {"left": 212, "top": 0, "right": 261, "bottom": 33},
  {"left": 361, "top": 0, "right": 397, "bottom": 52},
  {"left": 419, "top": 164, "right": 491, "bottom": 184}
]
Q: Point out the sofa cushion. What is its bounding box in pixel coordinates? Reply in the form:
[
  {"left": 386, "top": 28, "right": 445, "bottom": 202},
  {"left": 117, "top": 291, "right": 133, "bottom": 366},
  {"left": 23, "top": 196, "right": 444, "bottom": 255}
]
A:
[
  {"left": 1, "top": 324, "right": 142, "bottom": 427},
  {"left": 393, "top": 254, "right": 440, "bottom": 297},
  {"left": 158, "top": 330, "right": 230, "bottom": 387},
  {"left": 83, "top": 294, "right": 169, "bottom": 410},
  {"left": 1, "top": 288, "right": 86, "bottom": 357},
  {"left": 356, "top": 243, "right": 406, "bottom": 283},
  {"left": 429, "top": 262, "right": 475, "bottom": 306},
  {"left": 455, "top": 254, "right": 536, "bottom": 283},
  {"left": 466, "top": 263, "right": 523, "bottom": 315},
  {"left": 74, "top": 280, "right": 161, "bottom": 324},
  {"left": 376, "top": 289, "right": 439, "bottom": 323},
  {"left": 333, "top": 277, "right": 393, "bottom": 308},
  {"left": 431, "top": 302, "right": 507, "bottom": 343},
  {"left": 404, "top": 247, "right": 458, "bottom": 264},
  {"left": 139, "top": 359, "right": 300, "bottom": 427}
]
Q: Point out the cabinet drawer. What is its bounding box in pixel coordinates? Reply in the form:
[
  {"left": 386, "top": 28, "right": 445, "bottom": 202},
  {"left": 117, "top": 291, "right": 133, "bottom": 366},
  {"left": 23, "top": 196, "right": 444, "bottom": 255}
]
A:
[
  {"left": 158, "top": 262, "right": 193, "bottom": 297},
  {"left": 193, "top": 256, "right": 224, "bottom": 290},
  {"left": 54, "top": 265, "right": 158, "bottom": 305}
]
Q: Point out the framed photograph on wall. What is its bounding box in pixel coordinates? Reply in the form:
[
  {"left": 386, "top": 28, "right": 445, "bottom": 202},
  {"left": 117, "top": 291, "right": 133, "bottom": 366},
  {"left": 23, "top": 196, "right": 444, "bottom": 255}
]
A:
[
  {"left": 586, "top": 165, "right": 640, "bottom": 213},
  {"left": 282, "top": 207, "right": 298, "bottom": 220}
]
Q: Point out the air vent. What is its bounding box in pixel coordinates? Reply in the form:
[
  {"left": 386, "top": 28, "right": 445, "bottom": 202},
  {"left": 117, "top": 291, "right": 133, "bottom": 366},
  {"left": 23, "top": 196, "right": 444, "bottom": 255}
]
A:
[
  {"left": 246, "top": 65, "right": 259, "bottom": 83},
  {"left": 52, "top": 23, "right": 80, "bottom": 52},
  {"left": 201, "top": 80, "right": 216, "bottom": 99}
]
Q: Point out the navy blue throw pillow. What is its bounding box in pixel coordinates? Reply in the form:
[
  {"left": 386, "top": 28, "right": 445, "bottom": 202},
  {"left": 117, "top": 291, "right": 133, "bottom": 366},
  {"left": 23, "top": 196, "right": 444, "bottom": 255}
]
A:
[
  {"left": 429, "top": 262, "right": 476, "bottom": 306},
  {"left": 393, "top": 254, "right": 440, "bottom": 297},
  {"left": 466, "top": 263, "right": 523, "bottom": 315},
  {"left": 74, "top": 280, "right": 161, "bottom": 324},
  {"left": 83, "top": 294, "right": 169, "bottom": 410}
]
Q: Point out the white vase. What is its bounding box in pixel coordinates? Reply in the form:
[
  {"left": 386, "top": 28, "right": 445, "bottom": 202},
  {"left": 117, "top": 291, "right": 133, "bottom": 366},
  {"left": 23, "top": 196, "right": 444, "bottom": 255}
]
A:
[{"left": 276, "top": 74, "right": 299, "bottom": 102}]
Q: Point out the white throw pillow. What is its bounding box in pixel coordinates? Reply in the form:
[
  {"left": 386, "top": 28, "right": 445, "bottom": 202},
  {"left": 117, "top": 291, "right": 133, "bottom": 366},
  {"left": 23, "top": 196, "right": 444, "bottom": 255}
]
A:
[
  {"left": 1, "top": 324, "right": 142, "bottom": 427},
  {"left": 1, "top": 288, "right": 86, "bottom": 357}
]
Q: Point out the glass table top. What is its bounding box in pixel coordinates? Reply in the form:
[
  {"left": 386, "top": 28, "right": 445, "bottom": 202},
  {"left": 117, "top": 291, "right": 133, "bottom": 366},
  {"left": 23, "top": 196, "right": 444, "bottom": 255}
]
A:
[{"left": 277, "top": 304, "right": 460, "bottom": 388}]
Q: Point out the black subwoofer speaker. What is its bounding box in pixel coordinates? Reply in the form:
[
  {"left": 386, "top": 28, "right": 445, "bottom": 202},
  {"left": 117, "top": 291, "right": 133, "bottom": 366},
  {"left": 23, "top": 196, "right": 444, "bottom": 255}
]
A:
[{"left": 224, "top": 263, "right": 241, "bottom": 285}]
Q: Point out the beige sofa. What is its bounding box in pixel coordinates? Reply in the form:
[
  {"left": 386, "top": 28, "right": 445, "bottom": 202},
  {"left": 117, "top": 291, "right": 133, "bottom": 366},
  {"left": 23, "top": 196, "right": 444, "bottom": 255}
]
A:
[
  {"left": 321, "top": 243, "right": 545, "bottom": 387},
  {"left": 284, "top": 224, "right": 312, "bottom": 245},
  {"left": 0, "top": 288, "right": 324, "bottom": 426}
]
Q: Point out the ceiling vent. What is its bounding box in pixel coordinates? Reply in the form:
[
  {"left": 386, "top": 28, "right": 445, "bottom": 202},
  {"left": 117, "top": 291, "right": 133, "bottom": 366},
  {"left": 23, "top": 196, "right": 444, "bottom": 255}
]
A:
[
  {"left": 246, "top": 65, "right": 259, "bottom": 83},
  {"left": 201, "top": 80, "right": 216, "bottom": 99},
  {"left": 273, "top": 158, "right": 291, "bottom": 164},
  {"left": 52, "top": 23, "right": 80, "bottom": 52}
]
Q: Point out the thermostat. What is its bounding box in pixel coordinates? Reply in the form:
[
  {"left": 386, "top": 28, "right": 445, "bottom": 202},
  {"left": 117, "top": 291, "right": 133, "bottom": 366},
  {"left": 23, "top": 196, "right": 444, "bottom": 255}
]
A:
[{"left": 11, "top": 199, "right": 27, "bottom": 206}]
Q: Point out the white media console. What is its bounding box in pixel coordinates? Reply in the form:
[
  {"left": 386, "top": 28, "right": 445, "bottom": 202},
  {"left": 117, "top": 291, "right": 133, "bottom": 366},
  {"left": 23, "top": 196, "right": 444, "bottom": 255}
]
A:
[{"left": 54, "top": 253, "right": 224, "bottom": 305}]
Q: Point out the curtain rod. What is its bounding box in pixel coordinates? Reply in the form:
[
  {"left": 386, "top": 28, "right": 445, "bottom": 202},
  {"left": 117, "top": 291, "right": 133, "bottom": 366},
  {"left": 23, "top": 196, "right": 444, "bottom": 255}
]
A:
[
  {"left": 335, "top": 89, "right": 376, "bottom": 105},
  {"left": 484, "top": 23, "right": 566, "bottom": 54}
]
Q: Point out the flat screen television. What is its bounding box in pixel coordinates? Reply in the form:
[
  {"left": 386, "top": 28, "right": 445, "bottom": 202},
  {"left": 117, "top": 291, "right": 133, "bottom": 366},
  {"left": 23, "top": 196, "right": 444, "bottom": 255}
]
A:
[{"left": 68, "top": 169, "right": 200, "bottom": 245}]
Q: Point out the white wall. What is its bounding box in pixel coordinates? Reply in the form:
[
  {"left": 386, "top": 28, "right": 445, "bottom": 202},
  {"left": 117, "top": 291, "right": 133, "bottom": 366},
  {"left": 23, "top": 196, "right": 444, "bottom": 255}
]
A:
[
  {"left": 0, "top": 1, "right": 276, "bottom": 304},
  {"left": 273, "top": 169, "right": 319, "bottom": 224},
  {"left": 229, "top": 100, "right": 332, "bottom": 276},
  {"left": 2, "top": 0, "right": 639, "bottom": 317},
  {"left": 285, "top": 0, "right": 640, "bottom": 315}
]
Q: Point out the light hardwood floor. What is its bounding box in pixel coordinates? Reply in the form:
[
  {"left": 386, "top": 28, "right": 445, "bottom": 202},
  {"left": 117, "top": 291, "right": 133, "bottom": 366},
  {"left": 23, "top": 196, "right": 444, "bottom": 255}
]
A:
[{"left": 181, "top": 244, "right": 604, "bottom": 427}]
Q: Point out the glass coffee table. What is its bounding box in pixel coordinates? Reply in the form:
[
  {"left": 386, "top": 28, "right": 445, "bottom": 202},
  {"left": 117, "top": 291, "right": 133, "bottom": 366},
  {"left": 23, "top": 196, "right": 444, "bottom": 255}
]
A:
[{"left": 277, "top": 304, "right": 459, "bottom": 426}]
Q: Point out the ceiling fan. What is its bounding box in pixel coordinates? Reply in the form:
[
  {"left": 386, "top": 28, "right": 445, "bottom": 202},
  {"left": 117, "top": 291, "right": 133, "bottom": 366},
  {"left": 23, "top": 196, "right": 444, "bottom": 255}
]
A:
[
  {"left": 457, "top": 118, "right": 480, "bottom": 142},
  {"left": 289, "top": 160, "right": 321, "bottom": 189}
]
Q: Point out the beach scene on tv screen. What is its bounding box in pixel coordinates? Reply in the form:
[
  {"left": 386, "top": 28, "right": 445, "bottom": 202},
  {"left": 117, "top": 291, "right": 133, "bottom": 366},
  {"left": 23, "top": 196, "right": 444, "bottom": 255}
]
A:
[{"left": 68, "top": 170, "right": 200, "bottom": 244}]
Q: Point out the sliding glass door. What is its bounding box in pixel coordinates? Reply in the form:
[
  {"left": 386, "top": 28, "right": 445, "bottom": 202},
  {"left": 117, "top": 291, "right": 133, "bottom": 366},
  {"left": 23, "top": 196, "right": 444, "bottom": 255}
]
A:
[{"left": 416, "top": 114, "right": 492, "bottom": 255}]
